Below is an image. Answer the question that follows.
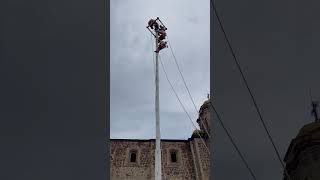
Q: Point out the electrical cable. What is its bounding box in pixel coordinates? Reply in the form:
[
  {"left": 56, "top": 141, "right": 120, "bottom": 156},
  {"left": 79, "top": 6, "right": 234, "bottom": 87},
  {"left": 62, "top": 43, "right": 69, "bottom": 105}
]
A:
[
  {"left": 166, "top": 38, "right": 211, "bottom": 139},
  {"left": 148, "top": 19, "right": 258, "bottom": 180},
  {"left": 208, "top": 100, "right": 258, "bottom": 180},
  {"left": 210, "top": 1, "right": 292, "bottom": 179},
  {"left": 165, "top": 37, "right": 257, "bottom": 180},
  {"left": 158, "top": 54, "right": 210, "bottom": 154}
]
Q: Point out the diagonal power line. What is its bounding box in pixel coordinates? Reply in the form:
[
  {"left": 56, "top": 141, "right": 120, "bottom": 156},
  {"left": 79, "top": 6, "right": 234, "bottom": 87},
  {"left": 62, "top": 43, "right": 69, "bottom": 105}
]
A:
[
  {"left": 166, "top": 39, "right": 211, "bottom": 139},
  {"left": 149, "top": 35, "right": 210, "bottom": 154},
  {"left": 165, "top": 37, "right": 257, "bottom": 180},
  {"left": 208, "top": 101, "right": 257, "bottom": 180},
  {"left": 210, "top": 1, "right": 292, "bottom": 180},
  {"left": 158, "top": 54, "right": 210, "bottom": 154}
]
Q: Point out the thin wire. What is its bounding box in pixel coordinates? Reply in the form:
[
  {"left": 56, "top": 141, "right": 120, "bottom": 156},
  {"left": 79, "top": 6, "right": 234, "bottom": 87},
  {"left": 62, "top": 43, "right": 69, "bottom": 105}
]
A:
[
  {"left": 166, "top": 36, "right": 257, "bottom": 180},
  {"left": 147, "top": 21, "right": 209, "bottom": 155},
  {"left": 149, "top": 20, "right": 257, "bottom": 180},
  {"left": 166, "top": 38, "right": 211, "bottom": 139},
  {"left": 208, "top": 100, "right": 258, "bottom": 180},
  {"left": 158, "top": 54, "right": 210, "bottom": 154},
  {"left": 210, "top": 1, "right": 292, "bottom": 180},
  {"left": 167, "top": 40, "right": 199, "bottom": 112}
]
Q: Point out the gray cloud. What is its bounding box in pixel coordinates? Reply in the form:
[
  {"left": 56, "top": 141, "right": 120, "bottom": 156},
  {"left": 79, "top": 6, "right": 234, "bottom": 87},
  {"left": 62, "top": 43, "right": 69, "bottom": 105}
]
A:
[{"left": 110, "top": 0, "right": 209, "bottom": 140}]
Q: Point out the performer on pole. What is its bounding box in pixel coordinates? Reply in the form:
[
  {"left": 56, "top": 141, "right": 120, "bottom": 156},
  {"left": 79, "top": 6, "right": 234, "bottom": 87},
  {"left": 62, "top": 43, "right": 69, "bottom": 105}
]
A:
[
  {"left": 155, "top": 41, "right": 167, "bottom": 53},
  {"left": 148, "top": 19, "right": 159, "bottom": 30},
  {"left": 158, "top": 25, "right": 167, "bottom": 42}
]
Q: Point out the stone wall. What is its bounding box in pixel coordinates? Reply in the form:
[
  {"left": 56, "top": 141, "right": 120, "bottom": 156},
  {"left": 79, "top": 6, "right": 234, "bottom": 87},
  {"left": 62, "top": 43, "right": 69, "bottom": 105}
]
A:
[
  {"left": 110, "top": 140, "right": 152, "bottom": 180},
  {"left": 190, "top": 138, "right": 210, "bottom": 180},
  {"left": 110, "top": 100, "right": 211, "bottom": 180},
  {"left": 110, "top": 139, "right": 208, "bottom": 180}
]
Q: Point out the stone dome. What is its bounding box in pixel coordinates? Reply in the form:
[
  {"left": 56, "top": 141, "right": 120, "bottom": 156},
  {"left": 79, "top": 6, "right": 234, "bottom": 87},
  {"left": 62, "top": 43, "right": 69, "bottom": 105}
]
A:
[
  {"left": 297, "top": 121, "right": 320, "bottom": 138},
  {"left": 199, "top": 98, "right": 211, "bottom": 113}
]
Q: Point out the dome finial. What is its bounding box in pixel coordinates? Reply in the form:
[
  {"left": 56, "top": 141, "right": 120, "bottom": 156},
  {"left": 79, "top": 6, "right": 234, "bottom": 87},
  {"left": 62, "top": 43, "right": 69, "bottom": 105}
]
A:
[{"left": 309, "top": 89, "right": 319, "bottom": 122}]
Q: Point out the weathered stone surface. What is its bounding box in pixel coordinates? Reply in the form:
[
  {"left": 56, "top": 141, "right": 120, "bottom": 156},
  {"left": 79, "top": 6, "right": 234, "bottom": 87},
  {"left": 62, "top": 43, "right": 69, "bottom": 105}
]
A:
[
  {"left": 110, "top": 100, "right": 211, "bottom": 180},
  {"left": 110, "top": 139, "right": 208, "bottom": 180}
]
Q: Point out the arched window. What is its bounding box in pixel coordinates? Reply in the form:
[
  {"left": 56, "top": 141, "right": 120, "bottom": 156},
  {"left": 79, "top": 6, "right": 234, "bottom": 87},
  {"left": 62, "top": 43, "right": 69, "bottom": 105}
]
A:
[
  {"left": 170, "top": 150, "right": 177, "bottom": 163},
  {"left": 129, "top": 150, "right": 137, "bottom": 163}
]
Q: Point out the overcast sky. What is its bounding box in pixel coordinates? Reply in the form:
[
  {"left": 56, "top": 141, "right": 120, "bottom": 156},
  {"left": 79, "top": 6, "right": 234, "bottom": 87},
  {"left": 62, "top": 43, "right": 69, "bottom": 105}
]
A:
[
  {"left": 110, "top": 0, "right": 210, "bottom": 140},
  {"left": 110, "top": 0, "right": 320, "bottom": 180}
]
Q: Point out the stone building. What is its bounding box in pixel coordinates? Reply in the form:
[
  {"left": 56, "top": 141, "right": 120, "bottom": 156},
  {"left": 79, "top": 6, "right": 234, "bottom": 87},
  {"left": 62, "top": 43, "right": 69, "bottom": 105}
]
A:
[
  {"left": 283, "top": 120, "right": 320, "bottom": 180},
  {"left": 110, "top": 100, "right": 211, "bottom": 180}
]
